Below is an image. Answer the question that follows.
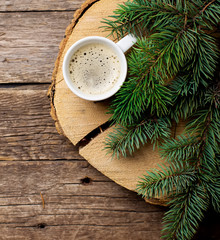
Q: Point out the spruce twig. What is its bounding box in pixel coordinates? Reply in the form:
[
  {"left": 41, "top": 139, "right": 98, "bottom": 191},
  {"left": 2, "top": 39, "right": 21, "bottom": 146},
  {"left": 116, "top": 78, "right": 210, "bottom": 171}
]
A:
[
  {"left": 136, "top": 164, "right": 197, "bottom": 199},
  {"left": 105, "top": 117, "right": 171, "bottom": 158},
  {"left": 201, "top": 0, "right": 216, "bottom": 12},
  {"left": 162, "top": 185, "right": 210, "bottom": 240},
  {"left": 102, "top": 1, "right": 220, "bottom": 239}
]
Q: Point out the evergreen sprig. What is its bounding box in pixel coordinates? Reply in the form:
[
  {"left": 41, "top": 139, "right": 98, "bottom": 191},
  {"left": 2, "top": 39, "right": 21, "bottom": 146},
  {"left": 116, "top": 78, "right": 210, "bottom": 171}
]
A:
[
  {"left": 137, "top": 83, "right": 220, "bottom": 239},
  {"left": 108, "top": 38, "right": 175, "bottom": 125},
  {"left": 102, "top": 0, "right": 220, "bottom": 38},
  {"left": 162, "top": 185, "right": 210, "bottom": 240},
  {"left": 105, "top": 1, "right": 219, "bottom": 126},
  {"left": 160, "top": 135, "right": 200, "bottom": 167},
  {"left": 105, "top": 117, "right": 171, "bottom": 158},
  {"left": 136, "top": 164, "right": 197, "bottom": 198},
  {"left": 200, "top": 166, "right": 220, "bottom": 213},
  {"left": 102, "top": 1, "right": 220, "bottom": 239}
]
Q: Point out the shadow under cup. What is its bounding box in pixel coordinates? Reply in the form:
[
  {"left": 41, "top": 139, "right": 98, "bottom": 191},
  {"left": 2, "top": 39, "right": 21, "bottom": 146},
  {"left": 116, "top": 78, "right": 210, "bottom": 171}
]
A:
[{"left": 62, "top": 36, "right": 127, "bottom": 101}]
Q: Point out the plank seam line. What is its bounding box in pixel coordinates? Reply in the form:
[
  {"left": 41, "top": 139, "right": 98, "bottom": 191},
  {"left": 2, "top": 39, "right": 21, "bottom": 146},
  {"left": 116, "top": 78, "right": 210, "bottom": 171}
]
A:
[
  {"left": 15, "top": 223, "right": 156, "bottom": 228},
  {"left": 0, "top": 10, "right": 77, "bottom": 13},
  {"left": 0, "top": 83, "right": 50, "bottom": 88}
]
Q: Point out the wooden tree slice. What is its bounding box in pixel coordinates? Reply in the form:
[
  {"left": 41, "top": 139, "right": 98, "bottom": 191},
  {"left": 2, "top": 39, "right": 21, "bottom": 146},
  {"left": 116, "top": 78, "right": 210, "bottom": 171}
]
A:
[
  {"left": 48, "top": 0, "right": 185, "bottom": 205},
  {"left": 80, "top": 127, "right": 167, "bottom": 206}
]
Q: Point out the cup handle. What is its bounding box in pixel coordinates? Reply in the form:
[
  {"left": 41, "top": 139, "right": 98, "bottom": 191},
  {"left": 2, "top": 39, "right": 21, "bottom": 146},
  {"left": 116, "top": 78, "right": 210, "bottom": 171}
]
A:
[{"left": 116, "top": 34, "right": 137, "bottom": 53}]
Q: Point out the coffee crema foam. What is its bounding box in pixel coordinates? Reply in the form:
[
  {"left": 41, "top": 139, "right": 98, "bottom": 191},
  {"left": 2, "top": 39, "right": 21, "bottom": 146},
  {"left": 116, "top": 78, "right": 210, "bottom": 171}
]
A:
[{"left": 69, "top": 43, "right": 121, "bottom": 96}]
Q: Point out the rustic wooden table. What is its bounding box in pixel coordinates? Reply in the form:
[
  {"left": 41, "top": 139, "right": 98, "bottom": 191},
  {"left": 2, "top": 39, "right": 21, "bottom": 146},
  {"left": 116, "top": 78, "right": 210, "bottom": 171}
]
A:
[{"left": 0, "top": 0, "right": 219, "bottom": 239}]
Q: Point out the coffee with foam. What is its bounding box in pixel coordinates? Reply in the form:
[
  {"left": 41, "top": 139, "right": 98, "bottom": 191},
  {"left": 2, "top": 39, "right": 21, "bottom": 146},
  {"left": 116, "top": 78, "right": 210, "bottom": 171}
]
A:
[{"left": 69, "top": 43, "right": 121, "bottom": 96}]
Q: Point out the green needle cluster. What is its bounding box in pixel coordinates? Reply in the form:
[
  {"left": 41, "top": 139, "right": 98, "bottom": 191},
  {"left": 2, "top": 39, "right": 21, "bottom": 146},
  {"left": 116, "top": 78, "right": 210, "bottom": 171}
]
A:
[{"left": 102, "top": 0, "right": 220, "bottom": 239}]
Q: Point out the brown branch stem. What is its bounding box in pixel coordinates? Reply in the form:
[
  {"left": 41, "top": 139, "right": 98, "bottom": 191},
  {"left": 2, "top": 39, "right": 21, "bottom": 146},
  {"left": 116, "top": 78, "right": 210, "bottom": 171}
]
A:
[{"left": 201, "top": 0, "right": 216, "bottom": 13}]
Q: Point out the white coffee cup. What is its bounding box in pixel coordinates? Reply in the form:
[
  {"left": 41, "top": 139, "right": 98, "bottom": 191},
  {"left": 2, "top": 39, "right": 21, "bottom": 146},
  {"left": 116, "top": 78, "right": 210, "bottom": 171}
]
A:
[{"left": 62, "top": 34, "right": 137, "bottom": 101}]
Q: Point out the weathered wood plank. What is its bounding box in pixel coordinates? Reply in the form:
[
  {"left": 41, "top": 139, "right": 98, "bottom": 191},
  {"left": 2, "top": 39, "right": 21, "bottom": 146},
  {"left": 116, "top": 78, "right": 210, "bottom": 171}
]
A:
[
  {"left": 0, "top": 0, "right": 84, "bottom": 12},
  {"left": 0, "top": 160, "right": 164, "bottom": 240},
  {"left": 0, "top": 160, "right": 218, "bottom": 240},
  {"left": 0, "top": 86, "right": 83, "bottom": 160},
  {"left": 0, "top": 226, "right": 162, "bottom": 240},
  {"left": 0, "top": 12, "right": 75, "bottom": 83}
]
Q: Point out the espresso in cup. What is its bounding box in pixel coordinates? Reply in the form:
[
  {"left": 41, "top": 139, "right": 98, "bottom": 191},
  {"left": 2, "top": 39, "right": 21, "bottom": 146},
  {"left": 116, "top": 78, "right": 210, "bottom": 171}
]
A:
[{"left": 68, "top": 43, "right": 121, "bottom": 96}]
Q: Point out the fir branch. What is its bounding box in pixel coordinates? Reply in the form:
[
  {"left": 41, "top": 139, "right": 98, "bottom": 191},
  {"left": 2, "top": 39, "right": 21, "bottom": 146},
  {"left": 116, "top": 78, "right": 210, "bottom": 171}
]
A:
[
  {"left": 108, "top": 13, "right": 219, "bottom": 126},
  {"left": 170, "top": 33, "right": 219, "bottom": 121},
  {"left": 108, "top": 38, "right": 176, "bottom": 125},
  {"left": 200, "top": 167, "right": 220, "bottom": 213},
  {"left": 137, "top": 71, "right": 219, "bottom": 240},
  {"left": 202, "top": 141, "right": 219, "bottom": 170},
  {"left": 162, "top": 185, "right": 210, "bottom": 240},
  {"left": 201, "top": 0, "right": 216, "bottom": 13},
  {"left": 102, "top": 1, "right": 220, "bottom": 239},
  {"left": 136, "top": 164, "right": 197, "bottom": 199},
  {"left": 105, "top": 117, "right": 171, "bottom": 158},
  {"left": 190, "top": 33, "right": 219, "bottom": 87},
  {"left": 186, "top": 97, "right": 219, "bottom": 146},
  {"left": 101, "top": 0, "right": 184, "bottom": 38},
  {"left": 169, "top": 79, "right": 206, "bottom": 121},
  {"left": 102, "top": 0, "right": 220, "bottom": 39},
  {"left": 109, "top": 27, "right": 199, "bottom": 125},
  {"left": 191, "top": 0, "right": 220, "bottom": 28},
  {"left": 160, "top": 135, "right": 200, "bottom": 167}
]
